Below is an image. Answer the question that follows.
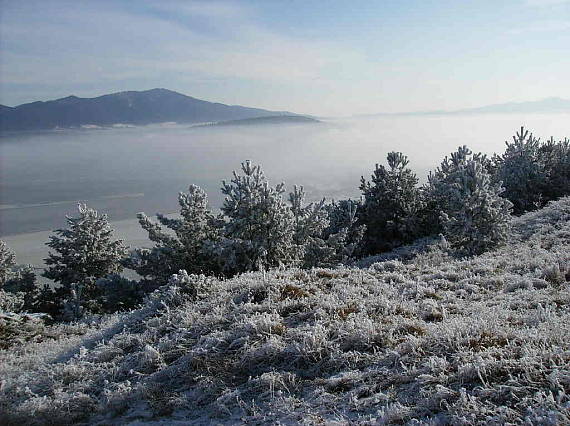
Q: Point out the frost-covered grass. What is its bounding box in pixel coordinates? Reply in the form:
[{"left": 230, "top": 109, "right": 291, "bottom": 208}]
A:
[{"left": 1, "top": 198, "right": 569, "bottom": 425}]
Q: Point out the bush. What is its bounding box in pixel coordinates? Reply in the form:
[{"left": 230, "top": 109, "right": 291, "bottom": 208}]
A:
[
  {"left": 95, "top": 274, "right": 147, "bottom": 313},
  {"left": 129, "top": 162, "right": 364, "bottom": 279},
  {"left": 0, "top": 240, "right": 16, "bottom": 286},
  {"left": 539, "top": 136, "right": 570, "bottom": 203},
  {"left": 427, "top": 146, "right": 512, "bottom": 255},
  {"left": 493, "top": 127, "right": 546, "bottom": 214},
  {"left": 359, "top": 152, "right": 422, "bottom": 254},
  {"left": 43, "top": 204, "right": 128, "bottom": 318},
  {"left": 219, "top": 161, "right": 298, "bottom": 274},
  {"left": 493, "top": 127, "right": 570, "bottom": 214},
  {"left": 125, "top": 185, "right": 223, "bottom": 283}
]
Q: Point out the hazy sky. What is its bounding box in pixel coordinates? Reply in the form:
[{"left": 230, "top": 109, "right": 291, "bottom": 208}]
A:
[{"left": 1, "top": 0, "right": 569, "bottom": 115}]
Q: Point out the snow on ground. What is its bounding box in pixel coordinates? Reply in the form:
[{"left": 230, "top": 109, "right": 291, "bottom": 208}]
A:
[{"left": 1, "top": 198, "right": 569, "bottom": 425}]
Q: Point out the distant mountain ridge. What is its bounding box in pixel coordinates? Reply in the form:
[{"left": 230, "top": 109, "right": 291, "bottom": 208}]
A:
[
  {"left": 362, "top": 97, "right": 570, "bottom": 117},
  {"left": 0, "top": 89, "right": 301, "bottom": 132},
  {"left": 198, "top": 115, "right": 320, "bottom": 127}
]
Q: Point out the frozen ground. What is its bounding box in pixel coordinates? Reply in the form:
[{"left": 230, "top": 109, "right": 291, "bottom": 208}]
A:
[{"left": 1, "top": 198, "right": 569, "bottom": 425}]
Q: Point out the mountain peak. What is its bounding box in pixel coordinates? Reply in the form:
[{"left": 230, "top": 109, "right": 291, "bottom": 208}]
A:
[{"left": 0, "top": 89, "right": 300, "bottom": 131}]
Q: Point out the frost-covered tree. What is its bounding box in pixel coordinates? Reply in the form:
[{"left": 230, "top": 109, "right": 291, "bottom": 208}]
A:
[
  {"left": 0, "top": 240, "right": 16, "bottom": 287},
  {"left": 288, "top": 187, "right": 364, "bottom": 267},
  {"left": 0, "top": 241, "right": 59, "bottom": 316},
  {"left": 43, "top": 204, "right": 127, "bottom": 308},
  {"left": 130, "top": 162, "right": 364, "bottom": 279},
  {"left": 219, "top": 161, "right": 297, "bottom": 274},
  {"left": 493, "top": 127, "right": 546, "bottom": 214},
  {"left": 539, "top": 136, "right": 570, "bottom": 203},
  {"left": 314, "top": 199, "right": 365, "bottom": 266},
  {"left": 428, "top": 146, "right": 512, "bottom": 255},
  {"left": 359, "top": 152, "right": 422, "bottom": 254},
  {"left": 125, "top": 185, "right": 223, "bottom": 283}
]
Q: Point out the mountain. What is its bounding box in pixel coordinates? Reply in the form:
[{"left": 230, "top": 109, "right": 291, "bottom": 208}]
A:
[
  {"left": 451, "top": 97, "right": 570, "bottom": 114},
  {"left": 198, "top": 115, "right": 320, "bottom": 127},
  {"left": 363, "top": 97, "right": 570, "bottom": 117},
  {"left": 0, "top": 89, "right": 300, "bottom": 132}
]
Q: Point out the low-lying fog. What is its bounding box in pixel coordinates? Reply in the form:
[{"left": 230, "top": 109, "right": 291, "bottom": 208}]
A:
[{"left": 1, "top": 113, "right": 568, "bottom": 267}]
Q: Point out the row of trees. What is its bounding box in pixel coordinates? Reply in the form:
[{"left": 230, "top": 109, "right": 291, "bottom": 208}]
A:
[
  {"left": 1, "top": 127, "right": 568, "bottom": 321},
  {"left": 126, "top": 162, "right": 364, "bottom": 284}
]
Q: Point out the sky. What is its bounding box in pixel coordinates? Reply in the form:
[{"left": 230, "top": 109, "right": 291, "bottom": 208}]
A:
[{"left": 0, "top": 0, "right": 569, "bottom": 116}]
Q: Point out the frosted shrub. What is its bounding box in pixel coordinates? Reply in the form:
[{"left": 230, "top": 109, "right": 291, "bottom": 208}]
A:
[
  {"left": 493, "top": 127, "right": 546, "bottom": 214},
  {"left": 539, "top": 136, "right": 570, "bottom": 203},
  {"left": 0, "top": 241, "right": 59, "bottom": 317},
  {"left": 359, "top": 152, "right": 422, "bottom": 254},
  {"left": 43, "top": 204, "right": 128, "bottom": 318},
  {"left": 290, "top": 187, "right": 364, "bottom": 268},
  {"left": 427, "top": 146, "right": 512, "bottom": 255},
  {"left": 219, "top": 161, "right": 297, "bottom": 274},
  {"left": 126, "top": 185, "right": 223, "bottom": 283},
  {"left": 0, "top": 240, "right": 16, "bottom": 286},
  {"left": 131, "top": 162, "right": 363, "bottom": 278}
]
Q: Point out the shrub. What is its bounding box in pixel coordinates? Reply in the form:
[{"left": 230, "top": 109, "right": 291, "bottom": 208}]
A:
[
  {"left": 219, "top": 161, "right": 298, "bottom": 274},
  {"left": 125, "top": 185, "right": 223, "bottom": 283},
  {"left": 95, "top": 274, "right": 147, "bottom": 313},
  {"left": 130, "top": 162, "right": 363, "bottom": 279},
  {"left": 427, "top": 146, "right": 512, "bottom": 255},
  {"left": 289, "top": 186, "right": 364, "bottom": 268},
  {"left": 539, "top": 136, "right": 570, "bottom": 203},
  {"left": 0, "top": 240, "right": 17, "bottom": 287},
  {"left": 43, "top": 204, "right": 128, "bottom": 318},
  {"left": 359, "top": 152, "right": 422, "bottom": 254}
]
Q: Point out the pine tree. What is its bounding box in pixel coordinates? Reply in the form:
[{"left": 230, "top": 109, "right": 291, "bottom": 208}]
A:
[
  {"left": 0, "top": 240, "right": 16, "bottom": 287},
  {"left": 493, "top": 127, "right": 546, "bottom": 214},
  {"left": 359, "top": 152, "right": 421, "bottom": 254},
  {"left": 539, "top": 136, "right": 570, "bottom": 203},
  {"left": 219, "top": 161, "right": 297, "bottom": 273},
  {"left": 428, "top": 146, "right": 512, "bottom": 255},
  {"left": 126, "top": 185, "right": 223, "bottom": 283},
  {"left": 43, "top": 204, "right": 127, "bottom": 308}
]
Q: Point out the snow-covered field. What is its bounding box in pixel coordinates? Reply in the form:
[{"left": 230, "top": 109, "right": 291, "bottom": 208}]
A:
[{"left": 1, "top": 198, "right": 569, "bottom": 425}]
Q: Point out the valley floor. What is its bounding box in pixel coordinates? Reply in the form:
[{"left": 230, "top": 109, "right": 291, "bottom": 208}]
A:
[{"left": 1, "top": 198, "right": 569, "bottom": 425}]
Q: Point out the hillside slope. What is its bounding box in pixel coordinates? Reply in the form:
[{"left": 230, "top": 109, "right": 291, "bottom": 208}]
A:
[
  {"left": 1, "top": 198, "right": 569, "bottom": 425},
  {"left": 0, "top": 89, "right": 295, "bottom": 131}
]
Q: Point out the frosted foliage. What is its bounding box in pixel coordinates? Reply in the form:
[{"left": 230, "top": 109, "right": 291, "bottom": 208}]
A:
[
  {"left": 0, "top": 241, "right": 58, "bottom": 317},
  {"left": 220, "top": 161, "right": 297, "bottom": 272},
  {"left": 0, "top": 240, "right": 16, "bottom": 287},
  {"left": 42, "top": 204, "right": 127, "bottom": 314},
  {"left": 127, "top": 184, "right": 222, "bottom": 282},
  {"left": 494, "top": 126, "right": 546, "bottom": 214},
  {"left": 539, "top": 136, "right": 570, "bottom": 203},
  {"left": 359, "top": 152, "right": 421, "bottom": 254},
  {"left": 428, "top": 146, "right": 512, "bottom": 255},
  {"left": 131, "top": 162, "right": 363, "bottom": 279},
  {"left": 493, "top": 127, "right": 570, "bottom": 214},
  {"left": 289, "top": 186, "right": 364, "bottom": 268},
  {"left": 1, "top": 198, "right": 568, "bottom": 424}
]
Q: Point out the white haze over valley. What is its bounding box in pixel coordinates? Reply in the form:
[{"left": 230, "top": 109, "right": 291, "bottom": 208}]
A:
[{"left": 1, "top": 112, "right": 568, "bottom": 268}]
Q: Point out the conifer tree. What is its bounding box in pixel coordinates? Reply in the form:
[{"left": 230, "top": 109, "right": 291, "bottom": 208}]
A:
[
  {"left": 219, "top": 161, "right": 297, "bottom": 273},
  {"left": 493, "top": 127, "right": 546, "bottom": 214},
  {"left": 0, "top": 240, "right": 16, "bottom": 287},
  {"left": 359, "top": 152, "right": 421, "bottom": 254},
  {"left": 428, "top": 146, "right": 512, "bottom": 255},
  {"left": 43, "top": 204, "right": 127, "bottom": 305},
  {"left": 126, "top": 185, "right": 223, "bottom": 283},
  {"left": 539, "top": 136, "right": 570, "bottom": 203}
]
